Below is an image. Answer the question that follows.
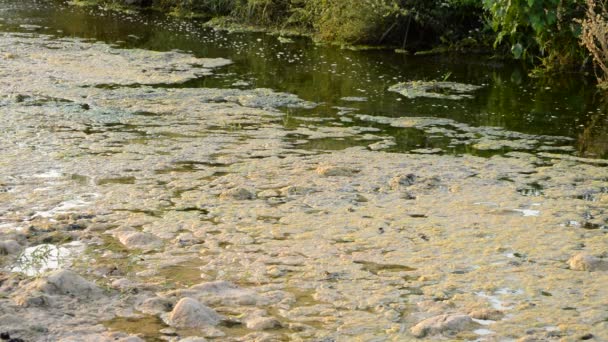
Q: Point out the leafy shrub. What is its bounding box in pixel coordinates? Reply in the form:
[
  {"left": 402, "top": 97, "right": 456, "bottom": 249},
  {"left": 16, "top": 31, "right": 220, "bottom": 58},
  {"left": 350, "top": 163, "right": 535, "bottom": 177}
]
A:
[
  {"left": 305, "top": 0, "right": 484, "bottom": 47},
  {"left": 232, "top": 0, "right": 293, "bottom": 25},
  {"left": 309, "top": 0, "right": 397, "bottom": 44},
  {"left": 483, "top": 0, "right": 587, "bottom": 69}
]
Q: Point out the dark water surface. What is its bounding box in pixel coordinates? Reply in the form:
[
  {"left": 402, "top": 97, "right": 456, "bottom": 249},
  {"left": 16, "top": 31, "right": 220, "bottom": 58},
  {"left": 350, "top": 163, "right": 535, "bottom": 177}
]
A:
[{"left": 1, "top": 0, "right": 607, "bottom": 158}]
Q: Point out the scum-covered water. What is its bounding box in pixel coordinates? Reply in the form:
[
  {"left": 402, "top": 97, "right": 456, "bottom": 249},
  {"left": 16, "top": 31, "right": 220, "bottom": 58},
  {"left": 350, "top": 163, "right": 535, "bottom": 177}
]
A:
[
  {"left": 1, "top": 1, "right": 608, "bottom": 342},
  {"left": 0, "top": 0, "right": 607, "bottom": 158}
]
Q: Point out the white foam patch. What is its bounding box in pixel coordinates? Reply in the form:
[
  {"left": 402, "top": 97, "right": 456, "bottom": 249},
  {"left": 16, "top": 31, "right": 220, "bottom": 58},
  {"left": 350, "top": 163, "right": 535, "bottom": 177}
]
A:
[
  {"left": 513, "top": 209, "right": 540, "bottom": 217},
  {"left": 496, "top": 288, "right": 524, "bottom": 295},
  {"left": 472, "top": 318, "right": 496, "bottom": 326},
  {"left": 0, "top": 223, "right": 15, "bottom": 230},
  {"left": 474, "top": 328, "right": 494, "bottom": 336},
  {"left": 476, "top": 292, "right": 511, "bottom": 310},
  {"left": 475, "top": 288, "right": 522, "bottom": 310},
  {"left": 33, "top": 193, "right": 99, "bottom": 218},
  {"left": 32, "top": 170, "right": 63, "bottom": 178}
]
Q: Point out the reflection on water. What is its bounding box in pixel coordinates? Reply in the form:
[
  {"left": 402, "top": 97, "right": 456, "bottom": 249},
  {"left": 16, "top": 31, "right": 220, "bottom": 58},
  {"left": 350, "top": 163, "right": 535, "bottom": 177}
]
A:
[
  {"left": 0, "top": 0, "right": 607, "bottom": 158},
  {"left": 578, "top": 99, "right": 608, "bottom": 158}
]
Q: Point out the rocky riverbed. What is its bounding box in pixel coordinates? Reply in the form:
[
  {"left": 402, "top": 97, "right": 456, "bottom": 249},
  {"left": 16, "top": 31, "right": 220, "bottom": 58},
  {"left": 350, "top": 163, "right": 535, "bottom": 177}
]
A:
[{"left": 0, "top": 32, "right": 607, "bottom": 342}]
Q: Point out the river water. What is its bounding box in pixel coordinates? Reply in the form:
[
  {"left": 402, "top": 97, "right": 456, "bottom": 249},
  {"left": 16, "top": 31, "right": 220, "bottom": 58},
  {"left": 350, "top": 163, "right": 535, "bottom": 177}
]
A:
[{"left": 1, "top": 1, "right": 608, "bottom": 342}]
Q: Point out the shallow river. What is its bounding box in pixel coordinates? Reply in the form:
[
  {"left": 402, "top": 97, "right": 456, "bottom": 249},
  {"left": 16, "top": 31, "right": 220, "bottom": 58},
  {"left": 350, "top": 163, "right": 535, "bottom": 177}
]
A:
[{"left": 0, "top": 1, "right": 607, "bottom": 341}]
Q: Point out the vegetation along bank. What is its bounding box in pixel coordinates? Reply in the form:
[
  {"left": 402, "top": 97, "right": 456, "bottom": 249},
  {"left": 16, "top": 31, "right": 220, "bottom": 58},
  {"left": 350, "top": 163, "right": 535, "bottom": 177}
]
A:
[{"left": 71, "top": 0, "right": 608, "bottom": 87}]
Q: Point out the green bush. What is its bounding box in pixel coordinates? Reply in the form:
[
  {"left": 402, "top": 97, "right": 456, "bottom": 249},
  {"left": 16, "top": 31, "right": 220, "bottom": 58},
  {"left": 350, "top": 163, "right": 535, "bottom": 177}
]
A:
[
  {"left": 147, "top": 0, "right": 484, "bottom": 47},
  {"left": 304, "top": 0, "right": 484, "bottom": 46},
  {"left": 309, "top": 0, "right": 397, "bottom": 44},
  {"left": 232, "top": 0, "right": 293, "bottom": 25},
  {"left": 483, "top": 0, "right": 587, "bottom": 70}
]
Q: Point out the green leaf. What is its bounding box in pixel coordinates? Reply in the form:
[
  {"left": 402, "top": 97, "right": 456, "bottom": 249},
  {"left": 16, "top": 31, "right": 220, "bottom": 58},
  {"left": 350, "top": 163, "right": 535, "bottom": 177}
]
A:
[
  {"left": 511, "top": 42, "right": 523, "bottom": 59},
  {"left": 546, "top": 10, "right": 557, "bottom": 25},
  {"left": 530, "top": 14, "right": 543, "bottom": 32}
]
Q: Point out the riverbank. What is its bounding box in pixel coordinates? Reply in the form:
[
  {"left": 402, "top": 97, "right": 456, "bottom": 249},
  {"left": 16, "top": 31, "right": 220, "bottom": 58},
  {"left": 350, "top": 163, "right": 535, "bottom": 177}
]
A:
[
  {"left": 66, "top": 0, "right": 490, "bottom": 54},
  {"left": 1, "top": 28, "right": 607, "bottom": 341},
  {"left": 64, "top": 0, "right": 608, "bottom": 86}
]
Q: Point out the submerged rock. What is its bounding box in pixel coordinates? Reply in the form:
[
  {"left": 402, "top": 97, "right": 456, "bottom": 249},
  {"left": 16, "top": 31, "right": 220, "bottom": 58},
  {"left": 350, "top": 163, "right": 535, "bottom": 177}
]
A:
[
  {"left": 280, "top": 185, "right": 315, "bottom": 197},
  {"left": 62, "top": 331, "right": 146, "bottom": 342},
  {"left": 568, "top": 253, "right": 608, "bottom": 272},
  {"left": 0, "top": 240, "right": 21, "bottom": 255},
  {"left": 257, "top": 189, "right": 280, "bottom": 198},
  {"left": 389, "top": 81, "right": 483, "bottom": 100},
  {"left": 164, "top": 297, "right": 221, "bottom": 328},
  {"left": 410, "top": 314, "right": 475, "bottom": 338},
  {"left": 32, "top": 269, "right": 102, "bottom": 298},
  {"left": 219, "top": 188, "right": 255, "bottom": 200},
  {"left": 136, "top": 296, "right": 175, "bottom": 315},
  {"left": 245, "top": 316, "right": 282, "bottom": 331},
  {"left": 469, "top": 308, "right": 504, "bottom": 321},
  {"left": 188, "top": 281, "right": 262, "bottom": 306},
  {"left": 178, "top": 338, "right": 209, "bottom": 342},
  {"left": 389, "top": 173, "right": 417, "bottom": 189},
  {"left": 115, "top": 231, "right": 162, "bottom": 250},
  {"left": 316, "top": 165, "right": 359, "bottom": 177},
  {"left": 226, "top": 88, "right": 316, "bottom": 109}
]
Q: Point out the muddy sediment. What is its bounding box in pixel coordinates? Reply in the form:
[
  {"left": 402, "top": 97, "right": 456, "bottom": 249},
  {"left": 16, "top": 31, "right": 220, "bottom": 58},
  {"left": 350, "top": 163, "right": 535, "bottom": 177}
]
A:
[{"left": 0, "top": 32, "right": 607, "bottom": 342}]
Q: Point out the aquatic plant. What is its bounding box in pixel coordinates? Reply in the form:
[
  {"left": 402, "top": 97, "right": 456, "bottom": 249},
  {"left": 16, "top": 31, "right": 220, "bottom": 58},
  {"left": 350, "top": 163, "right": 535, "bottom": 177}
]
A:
[{"left": 11, "top": 244, "right": 68, "bottom": 277}]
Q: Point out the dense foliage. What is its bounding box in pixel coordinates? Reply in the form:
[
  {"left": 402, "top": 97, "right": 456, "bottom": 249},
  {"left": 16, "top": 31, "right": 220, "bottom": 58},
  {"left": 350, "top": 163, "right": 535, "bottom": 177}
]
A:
[
  {"left": 483, "top": 0, "right": 588, "bottom": 71},
  {"left": 580, "top": 0, "right": 608, "bottom": 87},
  {"left": 95, "top": 0, "right": 608, "bottom": 83},
  {"left": 150, "top": 0, "right": 485, "bottom": 48}
]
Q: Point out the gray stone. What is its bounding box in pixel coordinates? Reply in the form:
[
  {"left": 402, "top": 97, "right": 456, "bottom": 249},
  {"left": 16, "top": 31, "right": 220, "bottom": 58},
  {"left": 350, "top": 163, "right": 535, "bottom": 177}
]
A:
[
  {"left": 14, "top": 292, "right": 54, "bottom": 307},
  {"left": 279, "top": 185, "right": 314, "bottom": 197},
  {"left": 389, "top": 174, "right": 417, "bottom": 189},
  {"left": 0, "top": 240, "right": 22, "bottom": 255},
  {"left": 219, "top": 188, "right": 255, "bottom": 200},
  {"left": 410, "top": 314, "right": 474, "bottom": 338},
  {"left": 136, "top": 296, "right": 175, "bottom": 315},
  {"left": 165, "top": 297, "right": 221, "bottom": 328}
]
